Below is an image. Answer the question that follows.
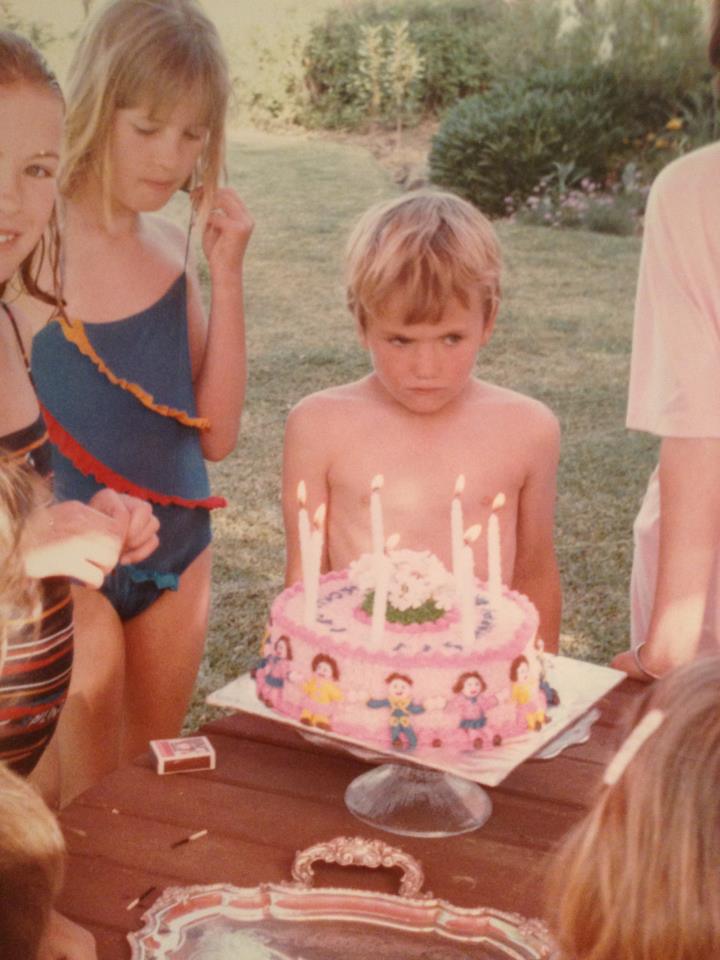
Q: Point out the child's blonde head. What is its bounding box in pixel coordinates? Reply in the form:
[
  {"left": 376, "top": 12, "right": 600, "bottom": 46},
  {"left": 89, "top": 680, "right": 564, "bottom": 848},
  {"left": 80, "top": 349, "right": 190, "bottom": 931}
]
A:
[
  {"left": 60, "top": 0, "right": 230, "bottom": 208},
  {"left": 345, "top": 190, "right": 501, "bottom": 330},
  {"left": 0, "top": 460, "right": 44, "bottom": 674},
  {"left": 551, "top": 656, "right": 720, "bottom": 960},
  {"left": 0, "top": 762, "right": 65, "bottom": 958}
]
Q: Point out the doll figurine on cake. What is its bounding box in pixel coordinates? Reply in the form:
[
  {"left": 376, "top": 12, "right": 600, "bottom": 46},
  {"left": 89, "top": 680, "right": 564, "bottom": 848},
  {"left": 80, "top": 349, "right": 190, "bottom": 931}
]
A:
[{"left": 256, "top": 190, "right": 562, "bottom": 755}]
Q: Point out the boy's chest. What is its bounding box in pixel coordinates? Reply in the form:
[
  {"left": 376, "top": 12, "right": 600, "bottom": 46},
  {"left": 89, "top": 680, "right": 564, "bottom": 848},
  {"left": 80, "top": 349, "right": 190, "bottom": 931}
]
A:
[{"left": 327, "top": 417, "right": 527, "bottom": 514}]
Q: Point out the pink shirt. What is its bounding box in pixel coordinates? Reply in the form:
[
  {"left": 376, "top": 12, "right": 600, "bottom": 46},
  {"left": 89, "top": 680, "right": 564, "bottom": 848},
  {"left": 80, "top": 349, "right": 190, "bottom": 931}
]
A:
[
  {"left": 627, "top": 143, "right": 720, "bottom": 650},
  {"left": 627, "top": 142, "right": 720, "bottom": 438}
]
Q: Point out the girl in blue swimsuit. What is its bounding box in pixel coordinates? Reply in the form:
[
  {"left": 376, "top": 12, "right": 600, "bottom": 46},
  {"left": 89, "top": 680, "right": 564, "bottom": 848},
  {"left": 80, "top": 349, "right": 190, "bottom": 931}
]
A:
[{"left": 31, "top": 0, "right": 254, "bottom": 763}]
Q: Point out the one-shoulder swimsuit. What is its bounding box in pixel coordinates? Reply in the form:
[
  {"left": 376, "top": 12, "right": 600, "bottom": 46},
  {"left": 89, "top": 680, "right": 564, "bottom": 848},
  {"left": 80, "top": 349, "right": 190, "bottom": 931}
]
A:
[
  {"left": 31, "top": 275, "right": 225, "bottom": 621},
  {"left": 0, "top": 302, "right": 74, "bottom": 775}
]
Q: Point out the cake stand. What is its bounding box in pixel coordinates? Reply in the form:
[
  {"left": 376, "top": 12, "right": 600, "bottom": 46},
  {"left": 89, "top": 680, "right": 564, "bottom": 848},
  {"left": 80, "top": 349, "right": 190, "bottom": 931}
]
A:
[
  {"left": 208, "top": 657, "right": 624, "bottom": 838},
  {"left": 344, "top": 760, "right": 493, "bottom": 837}
]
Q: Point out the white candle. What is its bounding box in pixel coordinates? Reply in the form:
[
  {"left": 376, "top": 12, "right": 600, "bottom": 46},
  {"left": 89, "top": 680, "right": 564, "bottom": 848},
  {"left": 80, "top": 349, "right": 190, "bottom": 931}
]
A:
[
  {"left": 370, "top": 474, "right": 384, "bottom": 559},
  {"left": 461, "top": 524, "right": 482, "bottom": 645},
  {"left": 370, "top": 533, "right": 399, "bottom": 647},
  {"left": 451, "top": 474, "right": 465, "bottom": 585},
  {"left": 297, "top": 481, "right": 311, "bottom": 592},
  {"left": 305, "top": 503, "right": 326, "bottom": 627},
  {"left": 488, "top": 492, "right": 506, "bottom": 604}
]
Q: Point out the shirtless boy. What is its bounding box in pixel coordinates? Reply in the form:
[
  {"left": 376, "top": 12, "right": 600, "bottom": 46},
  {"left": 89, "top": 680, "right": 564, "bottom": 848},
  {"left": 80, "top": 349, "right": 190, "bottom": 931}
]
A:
[{"left": 282, "top": 190, "right": 561, "bottom": 650}]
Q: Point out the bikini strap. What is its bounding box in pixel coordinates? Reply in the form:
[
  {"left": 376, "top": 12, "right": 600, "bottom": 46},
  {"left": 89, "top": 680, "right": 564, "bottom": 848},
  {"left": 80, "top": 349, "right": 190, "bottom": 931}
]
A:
[{"left": 1, "top": 302, "right": 32, "bottom": 375}]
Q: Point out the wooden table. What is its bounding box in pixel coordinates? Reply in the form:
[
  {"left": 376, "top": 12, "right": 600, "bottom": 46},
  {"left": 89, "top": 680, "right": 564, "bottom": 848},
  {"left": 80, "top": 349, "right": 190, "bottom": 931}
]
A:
[{"left": 57, "top": 677, "right": 646, "bottom": 959}]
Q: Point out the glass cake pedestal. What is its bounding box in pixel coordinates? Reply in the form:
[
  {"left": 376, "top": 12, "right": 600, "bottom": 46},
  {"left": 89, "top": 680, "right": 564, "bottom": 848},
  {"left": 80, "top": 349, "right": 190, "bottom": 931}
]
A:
[
  {"left": 208, "top": 656, "right": 623, "bottom": 838},
  {"left": 344, "top": 761, "right": 493, "bottom": 837}
]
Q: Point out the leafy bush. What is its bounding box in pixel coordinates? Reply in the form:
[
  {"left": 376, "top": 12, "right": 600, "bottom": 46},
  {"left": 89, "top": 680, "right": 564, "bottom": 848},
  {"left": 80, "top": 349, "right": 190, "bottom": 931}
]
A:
[
  {"left": 429, "top": 71, "right": 625, "bottom": 216},
  {"left": 300, "top": 0, "right": 504, "bottom": 129}
]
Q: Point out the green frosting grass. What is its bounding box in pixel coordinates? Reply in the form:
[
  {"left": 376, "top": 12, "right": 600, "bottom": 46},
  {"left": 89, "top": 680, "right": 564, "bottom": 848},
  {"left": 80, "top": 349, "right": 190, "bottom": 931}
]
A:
[{"left": 361, "top": 591, "right": 446, "bottom": 625}]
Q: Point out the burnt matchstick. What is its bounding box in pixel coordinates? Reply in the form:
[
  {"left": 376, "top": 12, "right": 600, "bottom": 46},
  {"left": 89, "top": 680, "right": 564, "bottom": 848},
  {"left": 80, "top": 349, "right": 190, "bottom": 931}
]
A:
[
  {"left": 125, "top": 885, "right": 157, "bottom": 911},
  {"left": 171, "top": 828, "right": 208, "bottom": 849}
]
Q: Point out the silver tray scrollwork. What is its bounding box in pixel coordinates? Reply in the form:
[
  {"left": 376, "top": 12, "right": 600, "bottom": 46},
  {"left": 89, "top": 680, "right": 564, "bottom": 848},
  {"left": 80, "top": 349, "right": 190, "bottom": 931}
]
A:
[{"left": 128, "top": 836, "right": 555, "bottom": 959}]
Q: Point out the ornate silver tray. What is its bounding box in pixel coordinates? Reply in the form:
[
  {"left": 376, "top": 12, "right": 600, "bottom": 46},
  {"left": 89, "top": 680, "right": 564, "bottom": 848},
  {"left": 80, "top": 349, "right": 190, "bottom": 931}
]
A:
[{"left": 128, "top": 836, "right": 555, "bottom": 959}]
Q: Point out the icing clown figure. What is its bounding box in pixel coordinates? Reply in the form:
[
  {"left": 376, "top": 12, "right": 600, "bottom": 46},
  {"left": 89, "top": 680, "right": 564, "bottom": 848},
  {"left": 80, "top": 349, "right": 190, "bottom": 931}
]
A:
[
  {"left": 509, "top": 655, "right": 548, "bottom": 732},
  {"left": 257, "top": 635, "right": 293, "bottom": 709},
  {"left": 300, "top": 653, "right": 343, "bottom": 730},
  {"left": 534, "top": 636, "right": 560, "bottom": 707},
  {"left": 367, "top": 673, "right": 425, "bottom": 751},
  {"left": 451, "top": 671, "right": 502, "bottom": 749}
]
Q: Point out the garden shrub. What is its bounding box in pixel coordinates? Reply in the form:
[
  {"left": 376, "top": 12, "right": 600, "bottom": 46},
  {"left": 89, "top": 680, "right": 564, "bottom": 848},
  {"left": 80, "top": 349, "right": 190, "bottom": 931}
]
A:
[
  {"left": 429, "top": 71, "right": 625, "bottom": 216},
  {"left": 300, "top": 0, "right": 504, "bottom": 128}
]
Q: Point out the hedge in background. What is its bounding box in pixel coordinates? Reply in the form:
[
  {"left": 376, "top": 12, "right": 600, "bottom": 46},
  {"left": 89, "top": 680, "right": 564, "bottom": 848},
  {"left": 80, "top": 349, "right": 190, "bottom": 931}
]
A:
[
  {"left": 301, "top": 0, "right": 504, "bottom": 128},
  {"left": 429, "top": 69, "right": 626, "bottom": 216}
]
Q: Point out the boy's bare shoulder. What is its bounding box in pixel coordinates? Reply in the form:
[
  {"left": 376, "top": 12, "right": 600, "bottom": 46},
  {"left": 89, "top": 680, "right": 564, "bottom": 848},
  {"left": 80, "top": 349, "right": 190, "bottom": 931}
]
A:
[
  {"left": 288, "top": 379, "right": 377, "bottom": 425},
  {"left": 471, "top": 381, "right": 559, "bottom": 438}
]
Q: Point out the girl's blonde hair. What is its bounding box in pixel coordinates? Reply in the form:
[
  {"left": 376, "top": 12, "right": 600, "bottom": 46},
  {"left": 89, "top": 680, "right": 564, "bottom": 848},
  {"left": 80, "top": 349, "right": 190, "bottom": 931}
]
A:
[
  {"left": 345, "top": 189, "right": 501, "bottom": 329},
  {"left": 0, "top": 762, "right": 65, "bottom": 958},
  {"left": 60, "top": 0, "right": 230, "bottom": 213},
  {"left": 0, "top": 460, "right": 45, "bottom": 676},
  {"left": 550, "top": 656, "right": 720, "bottom": 960}
]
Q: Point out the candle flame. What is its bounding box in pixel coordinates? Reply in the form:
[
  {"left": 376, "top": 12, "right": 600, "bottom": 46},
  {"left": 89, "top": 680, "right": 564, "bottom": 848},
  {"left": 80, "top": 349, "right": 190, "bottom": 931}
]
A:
[
  {"left": 454, "top": 474, "right": 466, "bottom": 496},
  {"left": 464, "top": 523, "right": 482, "bottom": 543},
  {"left": 297, "top": 480, "right": 307, "bottom": 506},
  {"left": 386, "top": 532, "right": 400, "bottom": 551},
  {"left": 371, "top": 474, "right": 384, "bottom": 491},
  {"left": 313, "top": 503, "right": 326, "bottom": 527},
  {"left": 492, "top": 492, "right": 506, "bottom": 511}
]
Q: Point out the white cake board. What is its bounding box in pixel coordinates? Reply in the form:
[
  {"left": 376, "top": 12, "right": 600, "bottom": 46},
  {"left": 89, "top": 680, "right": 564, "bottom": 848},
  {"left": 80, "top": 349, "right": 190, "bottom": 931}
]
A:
[{"left": 207, "top": 656, "right": 624, "bottom": 788}]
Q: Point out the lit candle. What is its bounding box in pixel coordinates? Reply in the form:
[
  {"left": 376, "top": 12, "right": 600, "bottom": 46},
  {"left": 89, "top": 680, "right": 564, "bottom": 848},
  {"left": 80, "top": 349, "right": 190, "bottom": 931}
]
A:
[
  {"left": 451, "top": 474, "right": 465, "bottom": 585},
  {"left": 488, "top": 492, "right": 506, "bottom": 604},
  {"left": 461, "top": 524, "right": 482, "bottom": 645},
  {"left": 305, "top": 503, "right": 326, "bottom": 627},
  {"left": 370, "top": 474, "right": 384, "bottom": 560},
  {"left": 297, "top": 481, "right": 311, "bottom": 592},
  {"left": 371, "top": 533, "right": 399, "bottom": 646}
]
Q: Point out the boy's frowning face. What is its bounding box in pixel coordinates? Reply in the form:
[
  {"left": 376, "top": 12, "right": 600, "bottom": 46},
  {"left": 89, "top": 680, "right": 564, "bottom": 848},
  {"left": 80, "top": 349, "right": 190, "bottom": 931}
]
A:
[{"left": 360, "top": 288, "right": 494, "bottom": 415}]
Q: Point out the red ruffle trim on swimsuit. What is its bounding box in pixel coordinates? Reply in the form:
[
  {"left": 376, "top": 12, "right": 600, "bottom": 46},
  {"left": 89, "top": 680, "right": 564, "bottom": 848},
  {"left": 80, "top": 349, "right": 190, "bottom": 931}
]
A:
[
  {"left": 57, "top": 312, "right": 210, "bottom": 431},
  {"left": 42, "top": 406, "right": 226, "bottom": 510}
]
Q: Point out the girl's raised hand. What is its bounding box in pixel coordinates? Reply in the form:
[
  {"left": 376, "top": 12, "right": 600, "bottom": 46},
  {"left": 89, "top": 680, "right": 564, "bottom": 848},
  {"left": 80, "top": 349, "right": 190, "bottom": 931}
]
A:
[
  {"left": 88, "top": 489, "right": 160, "bottom": 565},
  {"left": 22, "top": 500, "right": 124, "bottom": 587},
  {"left": 200, "top": 187, "right": 254, "bottom": 280}
]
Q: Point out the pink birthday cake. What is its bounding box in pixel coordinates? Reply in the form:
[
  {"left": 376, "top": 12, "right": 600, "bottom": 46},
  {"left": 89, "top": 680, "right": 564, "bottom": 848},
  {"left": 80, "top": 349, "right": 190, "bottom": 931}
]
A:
[{"left": 254, "top": 548, "right": 559, "bottom": 754}]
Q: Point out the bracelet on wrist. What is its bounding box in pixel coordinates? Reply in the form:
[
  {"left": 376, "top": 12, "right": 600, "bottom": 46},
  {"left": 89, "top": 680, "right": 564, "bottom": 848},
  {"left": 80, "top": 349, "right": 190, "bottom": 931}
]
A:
[{"left": 632, "top": 643, "right": 661, "bottom": 681}]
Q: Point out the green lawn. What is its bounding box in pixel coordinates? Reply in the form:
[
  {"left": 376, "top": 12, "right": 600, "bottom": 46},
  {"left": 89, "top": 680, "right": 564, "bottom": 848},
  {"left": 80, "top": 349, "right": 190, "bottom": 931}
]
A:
[{"left": 183, "top": 130, "right": 655, "bottom": 731}]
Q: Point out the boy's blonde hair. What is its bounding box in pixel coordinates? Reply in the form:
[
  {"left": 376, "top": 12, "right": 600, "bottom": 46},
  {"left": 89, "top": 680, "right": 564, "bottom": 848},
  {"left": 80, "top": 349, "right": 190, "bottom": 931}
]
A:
[
  {"left": 345, "top": 190, "right": 501, "bottom": 329},
  {"left": 60, "top": 0, "right": 230, "bottom": 213},
  {"left": 550, "top": 656, "right": 720, "bottom": 960},
  {"left": 0, "top": 763, "right": 65, "bottom": 958}
]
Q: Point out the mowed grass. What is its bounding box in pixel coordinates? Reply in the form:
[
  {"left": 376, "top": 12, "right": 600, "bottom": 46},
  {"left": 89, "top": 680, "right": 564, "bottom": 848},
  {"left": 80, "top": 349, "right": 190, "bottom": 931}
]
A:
[{"left": 183, "top": 130, "right": 655, "bottom": 731}]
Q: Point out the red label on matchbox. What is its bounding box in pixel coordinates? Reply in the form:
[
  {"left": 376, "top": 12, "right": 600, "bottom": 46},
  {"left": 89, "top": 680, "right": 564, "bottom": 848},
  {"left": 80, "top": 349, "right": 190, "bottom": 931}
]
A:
[{"left": 150, "top": 736, "right": 216, "bottom": 775}]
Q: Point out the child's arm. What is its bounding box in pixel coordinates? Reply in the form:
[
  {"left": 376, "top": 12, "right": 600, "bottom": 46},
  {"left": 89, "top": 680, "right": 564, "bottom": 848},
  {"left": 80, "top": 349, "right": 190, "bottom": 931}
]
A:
[
  {"left": 187, "top": 188, "right": 254, "bottom": 461},
  {"left": 511, "top": 408, "right": 562, "bottom": 652},
  {"left": 612, "top": 436, "right": 720, "bottom": 679},
  {"left": 282, "top": 398, "right": 332, "bottom": 586}
]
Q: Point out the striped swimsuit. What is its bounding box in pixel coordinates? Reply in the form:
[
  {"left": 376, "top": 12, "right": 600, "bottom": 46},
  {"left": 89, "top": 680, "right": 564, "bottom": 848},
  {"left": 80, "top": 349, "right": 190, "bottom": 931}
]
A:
[{"left": 0, "top": 303, "right": 74, "bottom": 776}]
